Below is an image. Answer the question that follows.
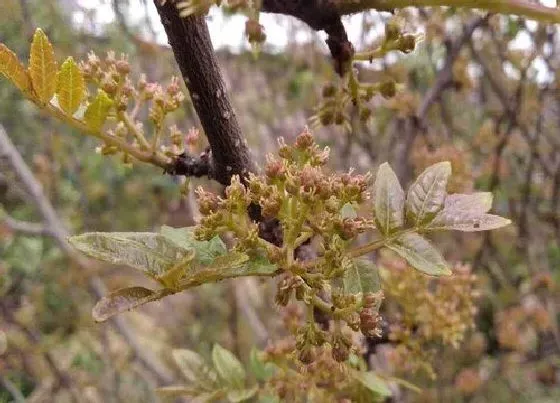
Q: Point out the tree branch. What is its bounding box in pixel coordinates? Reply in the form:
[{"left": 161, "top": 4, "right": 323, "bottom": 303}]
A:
[
  {"left": 335, "top": 0, "right": 560, "bottom": 23},
  {"left": 153, "top": 3, "right": 254, "bottom": 185},
  {"left": 1, "top": 213, "right": 50, "bottom": 236}
]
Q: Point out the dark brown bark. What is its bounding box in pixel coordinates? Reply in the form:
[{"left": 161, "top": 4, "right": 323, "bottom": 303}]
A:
[
  {"left": 154, "top": 2, "right": 254, "bottom": 185},
  {"left": 261, "top": 0, "right": 353, "bottom": 75}
]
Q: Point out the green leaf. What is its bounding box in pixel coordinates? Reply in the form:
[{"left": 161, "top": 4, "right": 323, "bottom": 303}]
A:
[
  {"left": 227, "top": 386, "right": 258, "bottom": 403},
  {"left": 258, "top": 395, "right": 280, "bottom": 403},
  {"left": 249, "top": 348, "right": 276, "bottom": 381},
  {"left": 374, "top": 162, "right": 404, "bottom": 235},
  {"left": 56, "top": 56, "right": 85, "bottom": 115},
  {"left": 428, "top": 211, "right": 511, "bottom": 232},
  {"left": 29, "top": 28, "right": 57, "bottom": 103},
  {"left": 172, "top": 349, "right": 218, "bottom": 389},
  {"left": 386, "top": 232, "right": 451, "bottom": 276},
  {"left": 160, "top": 226, "right": 226, "bottom": 265},
  {"left": 84, "top": 89, "right": 113, "bottom": 131},
  {"left": 343, "top": 258, "right": 380, "bottom": 296},
  {"left": 406, "top": 161, "right": 451, "bottom": 227},
  {"left": 352, "top": 370, "right": 392, "bottom": 398},
  {"left": 443, "top": 192, "right": 493, "bottom": 215},
  {"left": 92, "top": 287, "right": 171, "bottom": 322},
  {"left": 341, "top": 202, "right": 357, "bottom": 219},
  {"left": 0, "top": 43, "right": 32, "bottom": 94},
  {"left": 68, "top": 232, "right": 193, "bottom": 278},
  {"left": 212, "top": 344, "right": 246, "bottom": 389}
]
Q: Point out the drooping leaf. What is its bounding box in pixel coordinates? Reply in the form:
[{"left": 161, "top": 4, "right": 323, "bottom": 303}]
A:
[
  {"left": 0, "top": 43, "right": 32, "bottom": 94},
  {"left": 442, "top": 192, "right": 493, "bottom": 215},
  {"left": 84, "top": 90, "right": 113, "bottom": 131},
  {"left": 212, "top": 344, "right": 246, "bottom": 389},
  {"left": 227, "top": 386, "right": 258, "bottom": 403},
  {"left": 352, "top": 370, "right": 392, "bottom": 398},
  {"left": 28, "top": 28, "right": 57, "bottom": 103},
  {"left": 249, "top": 348, "right": 276, "bottom": 381},
  {"left": 178, "top": 252, "right": 277, "bottom": 289},
  {"left": 68, "top": 232, "right": 192, "bottom": 278},
  {"left": 56, "top": 56, "right": 85, "bottom": 115},
  {"left": 172, "top": 349, "right": 219, "bottom": 389},
  {"left": 343, "top": 258, "right": 380, "bottom": 296},
  {"left": 406, "top": 161, "right": 451, "bottom": 227},
  {"left": 386, "top": 232, "right": 451, "bottom": 276},
  {"left": 374, "top": 162, "right": 404, "bottom": 235},
  {"left": 92, "top": 287, "right": 171, "bottom": 322},
  {"left": 160, "top": 226, "right": 227, "bottom": 265},
  {"left": 428, "top": 211, "right": 511, "bottom": 232}
]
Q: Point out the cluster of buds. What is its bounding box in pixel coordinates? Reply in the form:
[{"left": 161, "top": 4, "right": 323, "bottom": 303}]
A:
[
  {"left": 381, "top": 259, "right": 480, "bottom": 376},
  {"left": 79, "top": 50, "right": 190, "bottom": 163},
  {"left": 310, "top": 19, "right": 421, "bottom": 130},
  {"left": 194, "top": 131, "right": 384, "bottom": 365},
  {"left": 295, "top": 323, "right": 329, "bottom": 364},
  {"left": 245, "top": 19, "right": 266, "bottom": 45},
  {"left": 359, "top": 292, "right": 384, "bottom": 338}
]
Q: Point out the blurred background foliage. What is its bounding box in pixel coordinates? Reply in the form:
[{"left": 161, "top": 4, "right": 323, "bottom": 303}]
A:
[{"left": 0, "top": 0, "right": 559, "bottom": 401}]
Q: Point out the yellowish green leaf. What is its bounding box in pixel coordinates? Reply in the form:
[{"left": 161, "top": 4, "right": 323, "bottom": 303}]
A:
[
  {"left": 352, "top": 370, "right": 392, "bottom": 397},
  {"left": 374, "top": 162, "right": 404, "bottom": 235},
  {"left": 212, "top": 344, "right": 246, "bottom": 389},
  {"left": 68, "top": 232, "right": 192, "bottom": 278},
  {"left": 406, "top": 161, "right": 451, "bottom": 227},
  {"left": 29, "top": 28, "right": 57, "bottom": 103},
  {"left": 172, "top": 349, "right": 219, "bottom": 388},
  {"left": 56, "top": 56, "right": 85, "bottom": 115},
  {"left": 386, "top": 232, "right": 451, "bottom": 276},
  {"left": 343, "top": 258, "right": 380, "bottom": 296},
  {"left": 428, "top": 211, "right": 511, "bottom": 232},
  {"left": 0, "top": 43, "right": 32, "bottom": 94},
  {"left": 84, "top": 90, "right": 113, "bottom": 131}
]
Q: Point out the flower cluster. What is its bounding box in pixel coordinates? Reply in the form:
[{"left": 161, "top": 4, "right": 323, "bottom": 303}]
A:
[
  {"left": 195, "top": 130, "right": 382, "bottom": 364},
  {"left": 310, "top": 19, "right": 422, "bottom": 131},
  {"left": 79, "top": 50, "right": 190, "bottom": 161},
  {"left": 382, "top": 259, "right": 480, "bottom": 378}
]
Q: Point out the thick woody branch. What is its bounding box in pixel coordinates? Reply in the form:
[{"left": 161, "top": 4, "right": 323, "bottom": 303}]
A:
[
  {"left": 261, "top": 0, "right": 354, "bottom": 75},
  {"left": 153, "top": 2, "right": 254, "bottom": 185}
]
